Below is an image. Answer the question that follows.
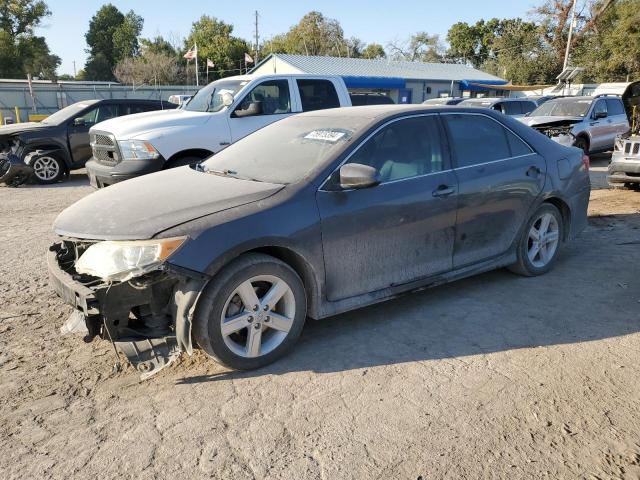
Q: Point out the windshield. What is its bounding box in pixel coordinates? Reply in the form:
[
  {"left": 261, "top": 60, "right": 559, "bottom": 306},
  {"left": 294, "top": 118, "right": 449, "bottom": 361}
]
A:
[
  {"left": 530, "top": 99, "right": 592, "bottom": 117},
  {"left": 184, "top": 79, "right": 248, "bottom": 112},
  {"left": 41, "top": 102, "right": 96, "bottom": 125},
  {"left": 200, "top": 115, "right": 371, "bottom": 184}
]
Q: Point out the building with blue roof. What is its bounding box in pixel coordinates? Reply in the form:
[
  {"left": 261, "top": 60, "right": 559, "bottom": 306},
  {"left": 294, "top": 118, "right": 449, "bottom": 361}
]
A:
[{"left": 251, "top": 53, "right": 507, "bottom": 104}]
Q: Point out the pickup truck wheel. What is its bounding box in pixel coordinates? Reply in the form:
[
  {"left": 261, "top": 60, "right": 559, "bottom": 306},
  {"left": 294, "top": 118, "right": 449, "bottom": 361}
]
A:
[
  {"left": 164, "top": 156, "right": 201, "bottom": 169},
  {"left": 31, "top": 154, "right": 65, "bottom": 184},
  {"left": 509, "top": 203, "right": 563, "bottom": 277},
  {"left": 193, "top": 253, "right": 307, "bottom": 370}
]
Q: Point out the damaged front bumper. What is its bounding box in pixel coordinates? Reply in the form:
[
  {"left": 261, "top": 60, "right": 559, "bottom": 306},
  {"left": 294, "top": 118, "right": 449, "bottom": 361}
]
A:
[
  {"left": 0, "top": 153, "right": 33, "bottom": 187},
  {"left": 608, "top": 135, "right": 640, "bottom": 185},
  {"left": 48, "top": 240, "right": 206, "bottom": 378}
]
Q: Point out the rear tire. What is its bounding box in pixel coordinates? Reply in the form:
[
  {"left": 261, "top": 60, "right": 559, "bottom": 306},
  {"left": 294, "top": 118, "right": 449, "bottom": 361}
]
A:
[
  {"left": 193, "top": 253, "right": 307, "bottom": 370},
  {"left": 509, "top": 203, "right": 564, "bottom": 276}
]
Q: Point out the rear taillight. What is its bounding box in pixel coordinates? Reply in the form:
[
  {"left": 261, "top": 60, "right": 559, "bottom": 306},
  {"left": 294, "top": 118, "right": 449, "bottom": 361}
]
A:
[{"left": 582, "top": 154, "right": 590, "bottom": 170}]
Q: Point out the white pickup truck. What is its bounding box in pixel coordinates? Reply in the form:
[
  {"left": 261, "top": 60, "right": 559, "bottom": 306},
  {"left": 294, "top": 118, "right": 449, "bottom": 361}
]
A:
[{"left": 86, "top": 74, "right": 352, "bottom": 187}]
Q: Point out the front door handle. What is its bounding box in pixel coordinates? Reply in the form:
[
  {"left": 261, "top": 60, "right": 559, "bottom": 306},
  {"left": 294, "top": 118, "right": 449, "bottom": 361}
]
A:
[
  {"left": 219, "top": 141, "right": 230, "bottom": 146},
  {"left": 432, "top": 185, "right": 455, "bottom": 197},
  {"left": 526, "top": 166, "right": 541, "bottom": 177}
]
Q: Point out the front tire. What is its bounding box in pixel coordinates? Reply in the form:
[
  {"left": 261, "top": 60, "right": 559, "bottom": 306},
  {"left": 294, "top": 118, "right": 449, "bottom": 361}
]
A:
[
  {"left": 509, "top": 203, "right": 564, "bottom": 276},
  {"left": 31, "top": 154, "right": 65, "bottom": 184},
  {"left": 574, "top": 136, "right": 589, "bottom": 154},
  {"left": 193, "top": 253, "right": 307, "bottom": 370}
]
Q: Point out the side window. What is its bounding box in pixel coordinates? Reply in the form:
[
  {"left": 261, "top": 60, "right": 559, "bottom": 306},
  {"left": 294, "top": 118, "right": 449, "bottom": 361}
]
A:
[
  {"left": 593, "top": 99, "right": 608, "bottom": 118},
  {"left": 502, "top": 102, "right": 521, "bottom": 115},
  {"left": 347, "top": 116, "right": 444, "bottom": 182},
  {"left": 128, "top": 104, "right": 153, "bottom": 115},
  {"left": 297, "top": 79, "right": 340, "bottom": 112},
  {"left": 443, "top": 114, "right": 511, "bottom": 167},
  {"left": 95, "top": 104, "right": 118, "bottom": 123},
  {"left": 506, "top": 130, "right": 533, "bottom": 157},
  {"left": 606, "top": 99, "right": 625, "bottom": 116},
  {"left": 521, "top": 101, "right": 536, "bottom": 115},
  {"left": 236, "top": 80, "right": 291, "bottom": 116},
  {"left": 75, "top": 106, "right": 99, "bottom": 126}
]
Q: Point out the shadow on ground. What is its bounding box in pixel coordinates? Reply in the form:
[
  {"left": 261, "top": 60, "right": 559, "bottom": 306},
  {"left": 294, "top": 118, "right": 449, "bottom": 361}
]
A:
[{"left": 177, "top": 212, "right": 640, "bottom": 385}]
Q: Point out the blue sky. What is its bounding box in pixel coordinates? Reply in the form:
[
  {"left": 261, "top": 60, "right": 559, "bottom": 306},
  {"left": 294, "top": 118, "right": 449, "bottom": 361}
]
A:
[{"left": 37, "top": 0, "right": 536, "bottom": 75}]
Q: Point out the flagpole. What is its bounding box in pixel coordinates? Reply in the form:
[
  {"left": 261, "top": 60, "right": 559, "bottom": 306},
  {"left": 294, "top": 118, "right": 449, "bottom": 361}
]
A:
[
  {"left": 206, "top": 61, "right": 209, "bottom": 84},
  {"left": 195, "top": 42, "right": 199, "bottom": 86}
]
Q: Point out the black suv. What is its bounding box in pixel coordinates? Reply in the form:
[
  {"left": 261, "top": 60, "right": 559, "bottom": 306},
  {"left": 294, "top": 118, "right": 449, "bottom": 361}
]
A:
[{"left": 0, "top": 99, "right": 174, "bottom": 184}]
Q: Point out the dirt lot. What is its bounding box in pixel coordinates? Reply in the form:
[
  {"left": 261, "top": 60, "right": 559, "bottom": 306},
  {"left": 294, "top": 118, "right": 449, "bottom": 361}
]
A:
[{"left": 1, "top": 157, "right": 639, "bottom": 479}]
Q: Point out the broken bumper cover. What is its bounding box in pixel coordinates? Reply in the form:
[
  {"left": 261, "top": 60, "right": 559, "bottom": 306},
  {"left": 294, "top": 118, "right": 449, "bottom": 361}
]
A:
[
  {"left": 0, "top": 153, "right": 33, "bottom": 187},
  {"left": 47, "top": 242, "right": 205, "bottom": 378}
]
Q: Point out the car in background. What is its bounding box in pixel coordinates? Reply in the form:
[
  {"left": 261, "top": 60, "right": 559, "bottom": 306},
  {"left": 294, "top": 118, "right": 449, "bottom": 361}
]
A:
[
  {"left": 86, "top": 74, "right": 354, "bottom": 188},
  {"left": 349, "top": 93, "right": 395, "bottom": 106},
  {"left": 49, "top": 104, "right": 590, "bottom": 376},
  {"left": 458, "top": 97, "right": 538, "bottom": 117},
  {"left": 520, "top": 95, "right": 630, "bottom": 154},
  {"left": 0, "top": 99, "right": 175, "bottom": 184},
  {"left": 526, "top": 95, "right": 556, "bottom": 106},
  {"left": 422, "top": 97, "right": 465, "bottom": 105}
]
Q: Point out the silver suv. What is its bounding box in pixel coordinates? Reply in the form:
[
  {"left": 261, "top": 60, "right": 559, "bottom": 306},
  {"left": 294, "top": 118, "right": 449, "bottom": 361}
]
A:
[{"left": 520, "top": 95, "right": 629, "bottom": 153}]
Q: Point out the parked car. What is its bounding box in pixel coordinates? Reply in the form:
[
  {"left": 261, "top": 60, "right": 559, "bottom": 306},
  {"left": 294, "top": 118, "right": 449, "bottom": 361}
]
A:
[
  {"left": 526, "top": 95, "right": 556, "bottom": 106},
  {"left": 422, "top": 97, "right": 465, "bottom": 105},
  {"left": 607, "top": 82, "right": 640, "bottom": 188},
  {"left": 458, "top": 97, "right": 538, "bottom": 117},
  {"left": 86, "top": 74, "right": 353, "bottom": 188},
  {"left": 520, "top": 94, "right": 630, "bottom": 153},
  {"left": 49, "top": 104, "right": 590, "bottom": 377},
  {"left": 0, "top": 99, "right": 174, "bottom": 184},
  {"left": 349, "top": 93, "right": 395, "bottom": 106}
]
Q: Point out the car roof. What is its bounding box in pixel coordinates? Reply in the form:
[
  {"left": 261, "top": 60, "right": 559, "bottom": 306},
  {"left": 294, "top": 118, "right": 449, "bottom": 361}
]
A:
[{"left": 296, "top": 104, "right": 516, "bottom": 121}]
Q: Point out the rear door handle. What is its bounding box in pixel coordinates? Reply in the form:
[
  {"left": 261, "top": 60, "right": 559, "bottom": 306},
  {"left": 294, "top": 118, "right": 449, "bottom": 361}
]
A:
[
  {"left": 432, "top": 185, "right": 455, "bottom": 197},
  {"left": 526, "top": 166, "right": 541, "bottom": 177}
]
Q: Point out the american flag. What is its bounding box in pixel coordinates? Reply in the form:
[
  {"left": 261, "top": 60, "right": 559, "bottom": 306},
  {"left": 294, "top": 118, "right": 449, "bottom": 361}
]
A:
[
  {"left": 206, "top": 59, "right": 214, "bottom": 68},
  {"left": 183, "top": 45, "right": 197, "bottom": 60}
]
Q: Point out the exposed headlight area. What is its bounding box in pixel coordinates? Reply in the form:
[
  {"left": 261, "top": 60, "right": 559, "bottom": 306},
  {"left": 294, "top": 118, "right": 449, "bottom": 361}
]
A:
[
  {"left": 74, "top": 236, "right": 186, "bottom": 282},
  {"left": 117, "top": 139, "right": 160, "bottom": 161}
]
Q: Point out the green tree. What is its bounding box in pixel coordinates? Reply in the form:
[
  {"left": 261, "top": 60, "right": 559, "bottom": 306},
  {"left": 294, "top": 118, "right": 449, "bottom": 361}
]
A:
[
  {"left": 84, "top": 4, "right": 143, "bottom": 81},
  {"left": 361, "top": 43, "right": 386, "bottom": 59},
  {"left": 140, "top": 36, "right": 178, "bottom": 58},
  {"left": 183, "top": 15, "right": 249, "bottom": 80},
  {"left": 262, "top": 11, "right": 349, "bottom": 57},
  {"left": 0, "top": 0, "right": 60, "bottom": 79}
]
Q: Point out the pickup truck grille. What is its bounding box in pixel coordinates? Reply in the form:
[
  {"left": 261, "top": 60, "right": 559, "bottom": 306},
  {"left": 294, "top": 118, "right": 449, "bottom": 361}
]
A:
[
  {"left": 90, "top": 131, "right": 120, "bottom": 166},
  {"left": 624, "top": 141, "right": 640, "bottom": 156}
]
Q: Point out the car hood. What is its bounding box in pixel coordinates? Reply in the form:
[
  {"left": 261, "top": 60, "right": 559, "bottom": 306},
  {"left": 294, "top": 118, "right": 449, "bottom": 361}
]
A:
[
  {"left": 54, "top": 167, "right": 284, "bottom": 240},
  {"left": 519, "top": 116, "right": 583, "bottom": 127},
  {"left": 0, "top": 122, "right": 51, "bottom": 137},
  {"left": 91, "top": 109, "right": 212, "bottom": 140}
]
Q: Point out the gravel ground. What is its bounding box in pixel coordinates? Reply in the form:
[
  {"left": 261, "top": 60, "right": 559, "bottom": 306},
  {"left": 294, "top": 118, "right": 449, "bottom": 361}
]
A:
[{"left": 1, "top": 158, "right": 640, "bottom": 479}]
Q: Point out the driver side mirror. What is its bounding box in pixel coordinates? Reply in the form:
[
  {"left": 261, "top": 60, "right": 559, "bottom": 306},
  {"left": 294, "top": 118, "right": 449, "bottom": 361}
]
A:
[
  {"left": 232, "top": 101, "right": 263, "bottom": 118},
  {"left": 339, "top": 163, "right": 380, "bottom": 190},
  {"left": 593, "top": 110, "right": 607, "bottom": 119},
  {"left": 73, "top": 118, "right": 86, "bottom": 127}
]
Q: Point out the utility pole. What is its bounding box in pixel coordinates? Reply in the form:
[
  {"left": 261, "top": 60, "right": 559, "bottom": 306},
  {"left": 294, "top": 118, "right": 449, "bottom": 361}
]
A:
[
  {"left": 72, "top": 61, "right": 76, "bottom": 78},
  {"left": 254, "top": 11, "right": 260, "bottom": 63},
  {"left": 563, "top": 0, "right": 578, "bottom": 71}
]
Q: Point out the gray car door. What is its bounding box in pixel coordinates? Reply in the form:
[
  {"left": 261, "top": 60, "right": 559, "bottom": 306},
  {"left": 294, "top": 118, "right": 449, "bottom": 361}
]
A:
[
  {"left": 606, "top": 98, "right": 631, "bottom": 142},
  {"left": 316, "top": 114, "right": 458, "bottom": 301},
  {"left": 442, "top": 113, "right": 546, "bottom": 268},
  {"left": 588, "top": 99, "right": 610, "bottom": 151}
]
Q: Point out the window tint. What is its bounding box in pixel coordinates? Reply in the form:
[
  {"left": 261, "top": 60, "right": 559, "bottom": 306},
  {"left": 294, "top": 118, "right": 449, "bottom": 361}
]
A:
[
  {"left": 297, "top": 79, "right": 340, "bottom": 112},
  {"left": 237, "top": 80, "right": 291, "bottom": 115},
  {"left": 606, "top": 98, "right": 625, "bottom": 116},
  {"left": 593, "top": 99, "right": 607, "bottom": 117},
  {"left": 506, "top": 130, "right": 532, "bottom": 156},
  {"left": 502, "top": 102, "right": 521, "bottom": 115},
  {"left": 128, "top": 104, "right": 154, "bottom": 114},
  {"left": 521, "top": 101, "right": 536, "bottom": 114},
  {"left": 347, "top": 116, "right": 444, "bottom": 182},
  {"left": 444, "top": 114, "right": 511, "bottom": 167},
  {"left": 76, "top": 104, "right": 117, "bottom": 126}
]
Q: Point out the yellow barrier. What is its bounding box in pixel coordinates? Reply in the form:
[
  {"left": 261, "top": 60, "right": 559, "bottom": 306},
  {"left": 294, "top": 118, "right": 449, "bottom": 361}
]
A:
[
  {"left": 0, "top": 111, "right": 3, "bottom": 125},
  {"left": 14, "top": 106, "right": 20, "bottom": 123},
  {"left": 28, "top": 114, "right": 49, "bottom": 122}
]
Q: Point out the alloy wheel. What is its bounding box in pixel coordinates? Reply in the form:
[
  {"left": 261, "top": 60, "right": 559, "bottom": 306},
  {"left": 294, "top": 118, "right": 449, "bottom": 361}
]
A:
[
  {"left": 32, "top": 156, "right": 60, "bottom": 181},
  {"left": 527, "top": 212, "right": 560, "bottom": 268},
  {"left": 220, "top": 275, "right": 296, "bottom": 358}
]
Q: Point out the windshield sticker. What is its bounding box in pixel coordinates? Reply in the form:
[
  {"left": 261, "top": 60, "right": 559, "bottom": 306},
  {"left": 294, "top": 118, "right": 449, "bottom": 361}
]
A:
[{"left": 303, "top": 129, "right": 350, "bottom": 143}]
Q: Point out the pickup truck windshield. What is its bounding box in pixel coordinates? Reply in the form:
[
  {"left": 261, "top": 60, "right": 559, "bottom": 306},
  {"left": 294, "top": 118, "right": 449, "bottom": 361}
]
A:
[
  {"left": 530, "top": 99, "right": 592, "bottom": 117},
  {"left": 41, "top": 102, "right": 98, "bottom": 125},
  {"left": 200, "top": 115, "right": 370, "bottom": 184},
  {"left": 184, "top": 80, "right": 247, "bottom": 112}
]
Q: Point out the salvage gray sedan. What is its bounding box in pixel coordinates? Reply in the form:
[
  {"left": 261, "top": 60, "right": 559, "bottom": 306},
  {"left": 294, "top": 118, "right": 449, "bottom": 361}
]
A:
[{"left": 48, "top": 105, "right": 590, "bottom": 376}]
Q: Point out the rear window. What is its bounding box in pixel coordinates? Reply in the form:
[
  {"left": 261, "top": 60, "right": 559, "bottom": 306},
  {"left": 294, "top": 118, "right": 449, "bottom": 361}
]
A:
[
  {"left": 501, "top": 102, "right": 521, "bottom": 115},
  {"left": 444, "top": 114, "right": 511, "bottom": 167},
  {"left": 297, "top": 79, "right": 340, "bottom": 112}
]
